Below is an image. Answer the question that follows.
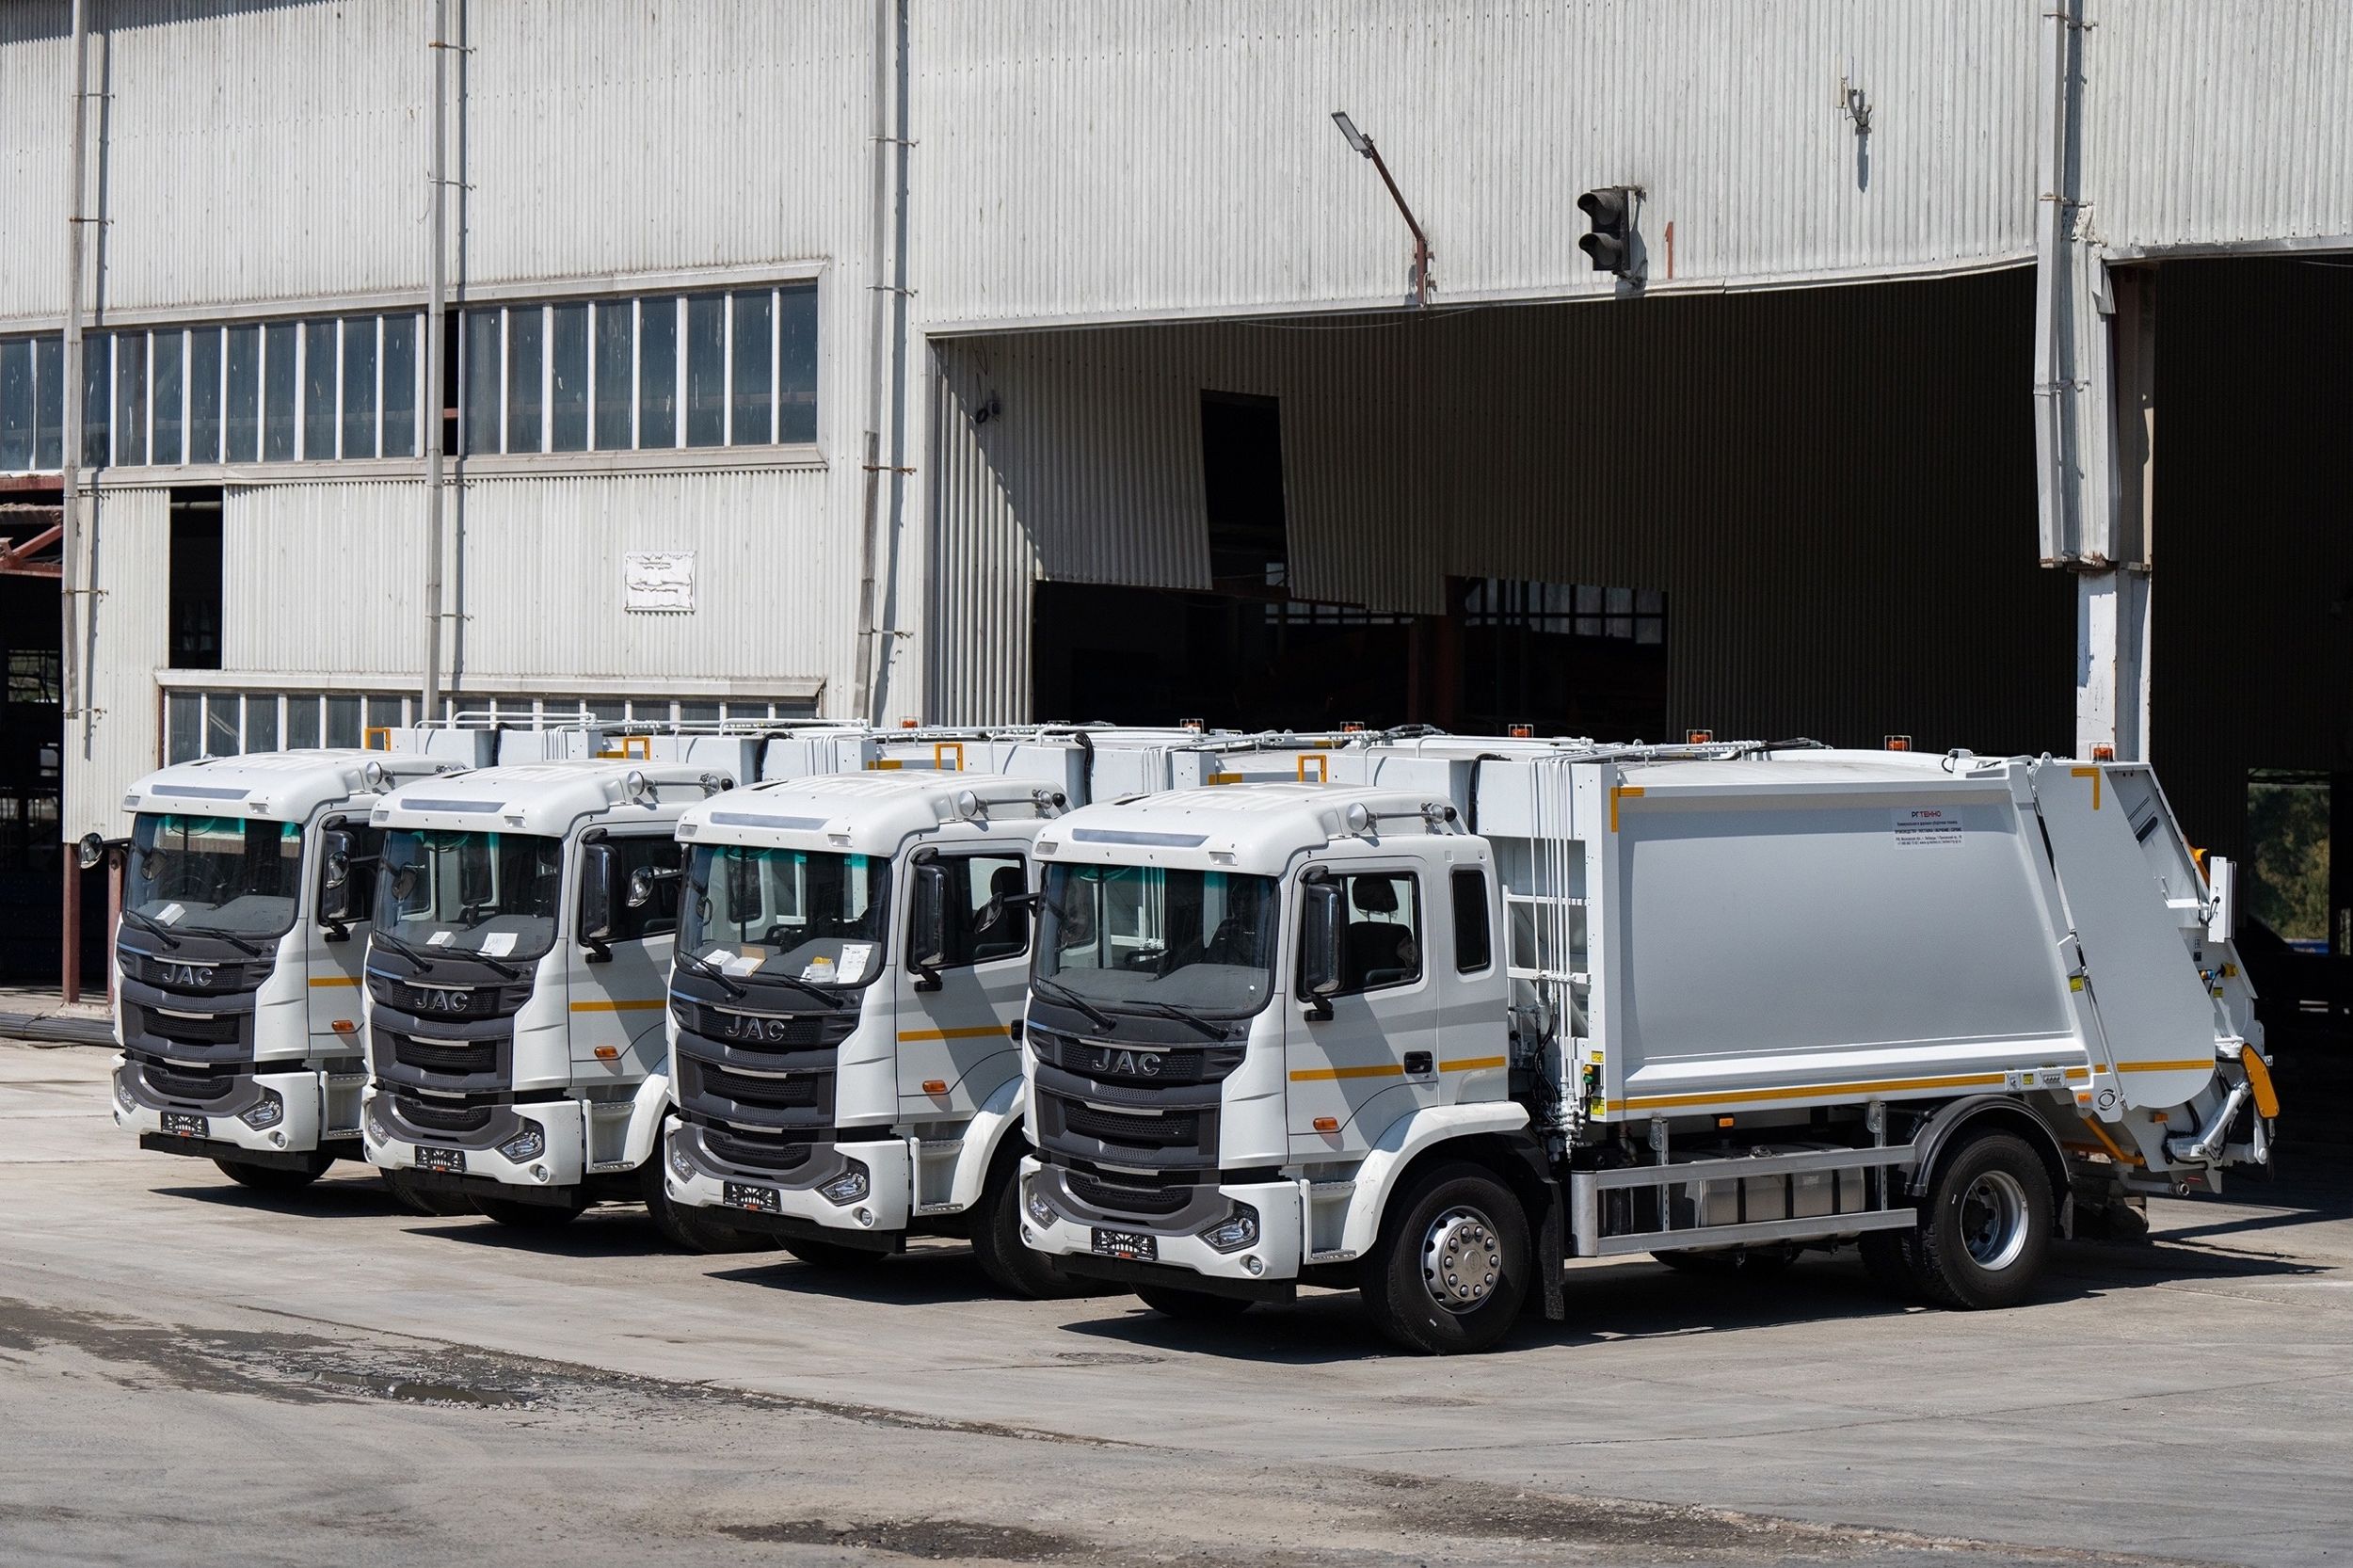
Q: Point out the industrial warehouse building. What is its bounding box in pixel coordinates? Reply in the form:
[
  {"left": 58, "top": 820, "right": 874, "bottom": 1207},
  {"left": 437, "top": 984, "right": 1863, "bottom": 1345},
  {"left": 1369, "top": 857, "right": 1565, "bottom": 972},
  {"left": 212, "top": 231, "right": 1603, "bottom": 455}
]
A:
[{"left": 3, "top": 1, "right": 2351, "bottom": 984}]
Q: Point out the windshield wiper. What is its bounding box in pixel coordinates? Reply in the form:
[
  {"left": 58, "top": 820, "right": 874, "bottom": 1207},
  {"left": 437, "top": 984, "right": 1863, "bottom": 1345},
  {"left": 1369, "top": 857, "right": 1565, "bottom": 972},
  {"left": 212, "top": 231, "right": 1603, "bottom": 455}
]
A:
[
  {"left": 368, "top": 928, "right": 437, "bottom": 974},
  {"left": 1032, "top": 976, "right": 1117, "bottom": 1031},
  {"left": 757, "top": 968, "right": 848, "bottom": 1008},
  {"left": 176, "top": 924, "right": 264, "bottom": 958},
  {"left": 674, "top": 947, "right": 747, "bottom": 1000},
  {"left": 1124, "top": 997, "right": 1227, "bottom": 1040},
  {"left": 119, "top": 907, "right": 182, "bottom": 951}
]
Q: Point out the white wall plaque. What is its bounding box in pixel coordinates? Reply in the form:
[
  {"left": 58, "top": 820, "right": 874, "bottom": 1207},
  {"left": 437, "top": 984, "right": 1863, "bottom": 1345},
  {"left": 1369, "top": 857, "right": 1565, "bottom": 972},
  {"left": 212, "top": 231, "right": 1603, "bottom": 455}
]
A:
[{"left": 623, "top": 551, "right": 696, "bottom": 613}]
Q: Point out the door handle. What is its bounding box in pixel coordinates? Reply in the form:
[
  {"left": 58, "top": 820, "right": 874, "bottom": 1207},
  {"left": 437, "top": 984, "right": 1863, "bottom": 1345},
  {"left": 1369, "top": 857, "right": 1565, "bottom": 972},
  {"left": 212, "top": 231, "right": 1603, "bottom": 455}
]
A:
[{"left": 1403, "top": 1051, "right": 1433, "bottom": 1077}]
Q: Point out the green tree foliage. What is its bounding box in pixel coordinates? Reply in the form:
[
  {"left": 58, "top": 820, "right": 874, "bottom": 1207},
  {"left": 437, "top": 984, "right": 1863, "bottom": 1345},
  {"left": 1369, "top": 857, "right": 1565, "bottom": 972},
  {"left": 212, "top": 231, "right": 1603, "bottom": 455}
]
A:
[{"left": 2246, "top": 776, "right": 2330, "bottom": 946}]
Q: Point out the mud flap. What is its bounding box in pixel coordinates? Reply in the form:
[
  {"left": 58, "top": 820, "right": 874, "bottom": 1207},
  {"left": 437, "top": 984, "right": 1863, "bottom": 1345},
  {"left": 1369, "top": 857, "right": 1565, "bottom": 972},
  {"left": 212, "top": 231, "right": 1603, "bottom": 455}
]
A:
[{"left": 1533, "top": 1175, "right": 1566, "bottom": 1321}]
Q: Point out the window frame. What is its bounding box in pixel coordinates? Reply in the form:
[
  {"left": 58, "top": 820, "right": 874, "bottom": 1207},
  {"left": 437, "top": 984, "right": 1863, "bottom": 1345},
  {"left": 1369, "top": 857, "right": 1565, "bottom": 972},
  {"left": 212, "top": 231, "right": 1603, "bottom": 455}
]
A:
[
  {"left": 1305, "top": 868, "right": 1425, "bottom": 999},
  {"left": 918, "top": 849, "right": 1033, "bottom": 970},
  {"left": 1449, "top": 867, "right": 1494, "bottom": 975}
]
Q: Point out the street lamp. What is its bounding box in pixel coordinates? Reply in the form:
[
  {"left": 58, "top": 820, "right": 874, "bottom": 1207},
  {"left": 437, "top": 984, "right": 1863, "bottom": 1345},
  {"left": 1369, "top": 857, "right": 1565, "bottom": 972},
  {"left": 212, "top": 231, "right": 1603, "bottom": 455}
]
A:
[{"left": 1330, "top": 110, "right": 1432, "bottom": 308}]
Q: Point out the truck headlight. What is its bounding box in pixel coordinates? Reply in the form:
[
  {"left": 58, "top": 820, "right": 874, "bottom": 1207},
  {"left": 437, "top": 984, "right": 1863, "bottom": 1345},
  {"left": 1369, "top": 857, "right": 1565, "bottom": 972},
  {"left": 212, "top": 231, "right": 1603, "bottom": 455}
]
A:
[
  {"left": 497, "top": 1123, "right": 546, "bottom": 1162},
  {"left": 237, "top": 1088, "right": 285, "bottom": 1130},
  {"left": 817, "top": 1159, "right": 870, "bottom": 1206},
  {"left": 1024, "top": 1180, "right": 1055, "bottom": 1228},
  {"left": 113, "top": 1075, "right": 136, "bottom": 1112},
  {"left": 1197, "top": 1203, "right": 1259, "bottom": 1254},
  {"left": 366, "top": 1111, "right": 390, "bottom": 1144},
  {"left": 666, "top": 1132, "right": 693, "bottom": 1178}
]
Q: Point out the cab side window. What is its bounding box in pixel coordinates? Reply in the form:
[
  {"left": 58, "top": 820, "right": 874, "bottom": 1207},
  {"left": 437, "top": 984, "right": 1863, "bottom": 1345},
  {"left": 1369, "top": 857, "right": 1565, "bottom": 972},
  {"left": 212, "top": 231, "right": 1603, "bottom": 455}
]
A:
[
  {"left": 1332, "top": 871, "right": 1420, "bottom": 994},
  {"left": 603, "top": 837, "right": 681, "bottom": 943},
  {"left": 931, "top": 852, "right": 1032, "bottom": 968},
  {"left": 1450, "top": 868, "right": 1493, "bottom": 974}
]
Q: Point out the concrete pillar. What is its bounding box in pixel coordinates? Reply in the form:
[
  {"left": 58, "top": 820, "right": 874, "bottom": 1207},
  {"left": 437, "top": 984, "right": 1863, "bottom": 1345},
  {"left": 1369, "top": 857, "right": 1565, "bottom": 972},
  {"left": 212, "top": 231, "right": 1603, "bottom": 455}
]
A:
[{"left": 2075, "top": 265, "right": 2157, "bottom": 762}]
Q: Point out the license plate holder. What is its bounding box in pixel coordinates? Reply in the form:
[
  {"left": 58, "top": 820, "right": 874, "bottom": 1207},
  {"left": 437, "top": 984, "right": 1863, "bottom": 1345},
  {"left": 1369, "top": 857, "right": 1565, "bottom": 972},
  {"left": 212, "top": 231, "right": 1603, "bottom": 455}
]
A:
[
  {"left": 723, "top": 1181, "right": 781, "bottom": 1214},
  {"left": 1091, "top": 1226, "right": 1158, "bottom": 1262},
  {"left": 160, "top": 1111, "right": 207, "bottom": 1139},
  {"left": 415, "top": 1145, "right": 467, "bottom": 1175}
]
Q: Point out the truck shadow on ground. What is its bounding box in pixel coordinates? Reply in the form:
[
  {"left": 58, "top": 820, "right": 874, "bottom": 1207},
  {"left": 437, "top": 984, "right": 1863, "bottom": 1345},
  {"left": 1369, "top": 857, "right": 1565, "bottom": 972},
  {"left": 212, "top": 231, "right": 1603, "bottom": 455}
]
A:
[
  {"left": 707, "top": 1245, "right": 1048, "bottom": 1307},
  {"left": 152, "top": 1171, "right": 414, "bottom": 1219}
]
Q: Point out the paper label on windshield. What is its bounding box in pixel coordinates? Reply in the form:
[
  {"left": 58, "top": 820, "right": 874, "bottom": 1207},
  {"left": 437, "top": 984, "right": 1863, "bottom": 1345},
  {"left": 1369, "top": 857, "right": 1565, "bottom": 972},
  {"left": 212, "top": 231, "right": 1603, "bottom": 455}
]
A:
[
  {"left": 425, "top": 930, "right": 456, "bottom": 947},
  {"left": 800, "top": 954, "right": 839, "bottom": 984},
  {"left": 720, "top": 950, "right": 764, "bottom": 977},
  {"left": 479, "top": 931, "right": 519, "bottom": 957},
  {"left": 155, "top": 904, "right": 185, "bottom": 926},
  {"left": 836, "top": 942, "right": 875, "bottom": 984},
  {"left": 1894, "top": 807, "right": 1962, "bottom": 847}
]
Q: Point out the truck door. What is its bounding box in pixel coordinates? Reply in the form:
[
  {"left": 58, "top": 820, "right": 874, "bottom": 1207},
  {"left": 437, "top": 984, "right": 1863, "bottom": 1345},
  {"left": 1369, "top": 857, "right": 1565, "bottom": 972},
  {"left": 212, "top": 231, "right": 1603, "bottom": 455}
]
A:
[
  {"left": 569, "top": 834, "right": 680, "bottom": 1077},
  {"left": 1288, "top": 865, "right": 1440, "bottom": 1157},
  {"left": 306, "top": 821, "right": 377, "bottom": 1052},
  {"left": 896, "top": 847, "right": 1032, "bottom": 1117}
]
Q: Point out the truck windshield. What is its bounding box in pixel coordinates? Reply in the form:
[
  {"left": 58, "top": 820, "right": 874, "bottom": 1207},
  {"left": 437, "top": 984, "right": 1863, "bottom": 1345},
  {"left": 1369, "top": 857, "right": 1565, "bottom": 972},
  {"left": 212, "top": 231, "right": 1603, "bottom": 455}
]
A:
[
  {"left": 681, "top": 844, "right": 892, "bottom": 988},
  {"left": 376, "top": 829, "right": 563, "bottom": 962},
  {"left": 1037, "top": 864, "right": 1277, "bottom": 1016},
  {"left": 126, "top": 812, "right": 306, "bottom": 938}
]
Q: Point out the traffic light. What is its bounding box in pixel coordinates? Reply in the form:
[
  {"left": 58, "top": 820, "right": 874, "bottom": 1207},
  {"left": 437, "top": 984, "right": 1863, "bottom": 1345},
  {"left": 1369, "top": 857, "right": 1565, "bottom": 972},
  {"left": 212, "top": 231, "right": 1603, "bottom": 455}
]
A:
[{"left": 1577, "top": 186, "right": 1636, "bottom": 277}]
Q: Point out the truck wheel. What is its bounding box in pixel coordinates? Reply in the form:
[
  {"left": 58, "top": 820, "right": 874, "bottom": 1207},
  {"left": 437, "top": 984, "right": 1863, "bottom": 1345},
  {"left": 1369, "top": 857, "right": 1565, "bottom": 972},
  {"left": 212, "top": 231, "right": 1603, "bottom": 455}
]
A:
[
  {"left": 1360, "top": 1161, "right": 1531, "bottom": 1355},
  {"left": 1908, "top": 1131, "right": 2054, "bottom": 1310},
  {"left": 780, "top": 1237, "right": 888, "bottom": 1269},
  {"left": 970, "top": 1145, "right": 1090, "bottom": 1299},
  {"left": 640, "top": 1163, "right": 776, "bottom": 1255},
  {"left": 213, "top": 1154, "right": 331, "bottom": 1191},
  {"left": 1134, "top": 1285, "right": 1255, "bottom": 1322},
  {"left": 1655, "top": 1244, "right": 1797, "bottom": 1278},
  {"left": 381, "top": 1168, "right": 474, "bottom": 1218},
  {"left": 475, "top": 1194, "right": 589, "bottom": 1229}
]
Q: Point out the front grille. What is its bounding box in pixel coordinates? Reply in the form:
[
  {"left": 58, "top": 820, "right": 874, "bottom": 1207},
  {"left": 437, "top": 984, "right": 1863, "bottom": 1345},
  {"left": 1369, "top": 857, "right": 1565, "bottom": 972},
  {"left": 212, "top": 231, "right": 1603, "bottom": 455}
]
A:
[
  {"left": 124, "top": 952, "right": 268, "bottom": 993},
  {"left": 676, "top": 1001, "right": 856, "bottom": 1054},
  {"left": 135, "top": 1005, "right": 242, "bottom": 1048},
  {"left": 1062, "top": 1101, "right": 1201, "bottom": 1149},
  {"left": 698, "top": 1124, "right": 818, "bottom": 1172},
  {"left": 139, "top": 1061, "right": 241, "bottom": 1103},
  {"left": 391, "top": 1034, "right": 498, "bottom": 1075},
  {"left": 392, "top": 1095, "right": 493, "bottom": 1135},
  {"left": 366, "top": 972, "right": 530, "bottom": 1021},
  {"left": 690, "top": 1063, "right": 822, "bottom": 1112},
  {"left": 1066, "top": 1169, "right": 1192, "bottom": 1217},
  {"left": 1032, "top": 1032, "right": 1243, "bottom": 1087}
]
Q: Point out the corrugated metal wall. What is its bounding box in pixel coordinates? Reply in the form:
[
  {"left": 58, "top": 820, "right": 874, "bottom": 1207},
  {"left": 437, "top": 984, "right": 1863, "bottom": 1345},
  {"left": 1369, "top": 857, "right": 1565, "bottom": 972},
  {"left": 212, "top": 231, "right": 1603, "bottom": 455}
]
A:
[
  {"left": 910, "top": 0, "right": 2042, "bottom": 328},
  {"left": 66, "top": 487, "right": 168, "bottom": 840},
  {"left": 2, "top": 0, "right": 877, "bottom": 322},
  {"left": 931, "top": 269, "right": 2076, "bottom": 753},
  {"left": 223, "top": 469, "right": 856, "bottom": 698}
]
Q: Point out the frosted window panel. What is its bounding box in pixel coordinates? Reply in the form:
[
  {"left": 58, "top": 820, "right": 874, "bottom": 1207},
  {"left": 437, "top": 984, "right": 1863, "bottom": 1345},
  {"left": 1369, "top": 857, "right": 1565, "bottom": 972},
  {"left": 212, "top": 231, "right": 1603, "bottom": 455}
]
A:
[
  {"left": 549, "top": 302, "right": 588, "bottom": 452},
  {"left": 463, "top": 309, "right": 502, "bottom": 456},
  {"left": 0, "top": 341, "right": 29, "bottom": 470},
  {"left": 777, "top": 284, "right": 818, "bottom": 443},
  {"left": 188, "top": 329, "right": 222, "bottom": 465},
  {"left": 302, "top": 319, "right": 337, "bottom": 459},
  {"left": 82, "top": 334, "right": 111, "bottom": 467},
  {"left": 224, "top": 326, "right": 260, "bottom": 462},
  {"left": 593, "top": 301, "right": 632, "bottom": 449},
  {"left": 245, "top": 694, "right": 279, "bottom": 751},
  {"left": 152, "top": 331, "right": 184, "bottom": 465},
  {"left": 263, "top": 322, "right": 296, "bottom": 461},
  {"left": 114, "top": 333, "right": 147, "bottom": 466},
  {"left": 341, "top": 317, "right": 377, "bottom": 458},
  {"left": 637, "top": 297, "right": 678, "bottom": 449},
  {"left": 380, "top": 315, "right": 418, "bottom": 457},
  {"left": 685, "top": 295, "right": 726, "bottom": 447},
  {"left": 730, "top": 291, "right": 773, "bottom": 444},
  {"left": 506, "top": 306, "right": 544, "bottom": 454}
]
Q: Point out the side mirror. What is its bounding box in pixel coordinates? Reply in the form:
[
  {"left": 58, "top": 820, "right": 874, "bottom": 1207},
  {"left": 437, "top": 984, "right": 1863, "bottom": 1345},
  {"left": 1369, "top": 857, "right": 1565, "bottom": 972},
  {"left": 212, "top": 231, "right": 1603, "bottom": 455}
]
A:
[
  {"left": 910, "top": 858, "right": 949, "bottom": 990},
  {"left": 76, "top": 832, "right": 106, "bottom": 871},
  {"left": 316, "top": 828, "right": 366, "bottom": 935},
  {"left": 579, "top": 840, "right": 617, "bottom": 957},
  {"left": 626, "top": 864, "right": 681, "bottom": 909},
  {"left": 1298, "top": 875, "right": 1343, "bottom": 1020}
]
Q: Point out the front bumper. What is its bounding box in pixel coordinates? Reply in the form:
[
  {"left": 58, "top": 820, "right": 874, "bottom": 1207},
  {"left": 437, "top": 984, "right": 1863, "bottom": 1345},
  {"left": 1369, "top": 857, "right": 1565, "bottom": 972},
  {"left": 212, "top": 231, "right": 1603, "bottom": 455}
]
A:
[
  {"left": 663, "top": 1117, "right": 912, "bottom": 1244},
  {"left": 1020, "top": 1159, "right": 1304, "bottom": 1288},
  {"left": 112, "top": 1056, "right": 328, "bottom": 1157},
  {"left": 361, "top": 1085, "right": 586, "bottom": 1192}
]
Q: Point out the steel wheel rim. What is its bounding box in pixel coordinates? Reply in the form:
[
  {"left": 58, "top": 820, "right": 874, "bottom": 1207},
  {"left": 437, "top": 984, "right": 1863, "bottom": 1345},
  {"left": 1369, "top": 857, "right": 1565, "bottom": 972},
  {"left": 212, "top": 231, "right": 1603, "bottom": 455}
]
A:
[
  {"left": 1960, "top": 1169, "right": 2030, "bottom": 1271},
  {"left": 1419, "top": 1205, "right": 1503, "bottom": 1314}
]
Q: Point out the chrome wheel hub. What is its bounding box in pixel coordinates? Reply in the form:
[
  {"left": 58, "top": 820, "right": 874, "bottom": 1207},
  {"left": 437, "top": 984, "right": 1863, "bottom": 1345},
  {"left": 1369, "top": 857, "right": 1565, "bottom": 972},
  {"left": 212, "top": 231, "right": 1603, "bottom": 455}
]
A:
[
  {"left": 1420, "top": 1206, "right": 1502, "bottom": 1314},
  {"left": 1960, "top": 1169, "right": 2030, "bottom": 1271}
]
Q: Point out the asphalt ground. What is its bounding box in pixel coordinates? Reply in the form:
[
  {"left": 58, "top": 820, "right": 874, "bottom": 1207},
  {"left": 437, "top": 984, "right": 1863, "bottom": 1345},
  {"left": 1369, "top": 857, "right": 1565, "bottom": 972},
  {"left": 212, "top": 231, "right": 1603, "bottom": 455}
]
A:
[{"left": 4, "top": 1038, "right": 2348, "bottom": 1568}]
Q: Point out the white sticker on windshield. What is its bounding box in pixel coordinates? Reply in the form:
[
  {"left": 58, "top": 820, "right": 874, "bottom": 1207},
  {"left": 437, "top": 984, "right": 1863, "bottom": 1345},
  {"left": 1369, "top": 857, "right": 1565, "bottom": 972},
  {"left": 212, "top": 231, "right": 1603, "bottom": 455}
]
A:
[
  {"left": 480, "top": 931, "right": 519, "bottom": 957},
  {"left": 721, "top": 950, "right": 764, "bottom": 977},
  {"left": 426, "top": 930, "right": 456, "bottom": 947},
  {"left": 836, "top": 942, "right": 875, "bottom": 984},
  {"left": 800, "top": 953, "right": 839, "bottom": 984},
  {"left": 155, "top": 903, "right": 185, "bottom": 926}
]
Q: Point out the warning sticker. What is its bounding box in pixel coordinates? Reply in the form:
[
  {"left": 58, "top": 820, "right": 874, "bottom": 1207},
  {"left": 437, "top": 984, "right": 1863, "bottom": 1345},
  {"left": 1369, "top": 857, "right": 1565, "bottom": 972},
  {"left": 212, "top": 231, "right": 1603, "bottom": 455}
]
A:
[{"left": 1894, "top": 807, "right": 1962, "bottom": 847}]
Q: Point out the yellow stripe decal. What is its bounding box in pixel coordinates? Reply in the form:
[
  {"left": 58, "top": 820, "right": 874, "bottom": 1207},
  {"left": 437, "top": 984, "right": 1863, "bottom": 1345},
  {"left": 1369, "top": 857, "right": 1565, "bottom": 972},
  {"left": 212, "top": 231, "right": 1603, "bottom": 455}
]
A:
[
  {"left": 1440, "top": 1055, "right": 1507, "bottom": 1073},
  {"left": 1289, "top": 1057, "right": 1506, "bottom": 1082},
  {"left": 1609, "top": 785, "right": 1645, "bottom": 833},
  {"left": 1604, "top": 1069, "right": 2009, "bottom": 1114},
  {"left": 2070, "top": 1118, "right": 2147, "bottom": 1168},
  {"left": 896, "top": 1024, "right": 1013, "bottom": 1043},
  {"left": 308, "top": 976, "right": 360, "bottom": 988},
  {"left": 2064, "top": 1065, "right": 2090, "bottom": 1081},
  {"left": 2117, "top": 1058, "right": 2214, "bottom": 1073},
  {"left": 2071, "top": 765, "right": 2103, "bottom": 810},
  {"left": 569, "top": 1000, "right": 665, "bottom": 1012}
]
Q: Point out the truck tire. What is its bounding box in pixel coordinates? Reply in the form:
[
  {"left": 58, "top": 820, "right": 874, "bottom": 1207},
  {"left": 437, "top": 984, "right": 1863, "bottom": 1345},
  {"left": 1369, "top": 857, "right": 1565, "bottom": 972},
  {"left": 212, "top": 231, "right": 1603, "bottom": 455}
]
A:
[
  {"left": 1134, "top": 1285, "right": 1255, "bottom": 1322},
  {"left": 640, "top": 1163, "right": 776, "bottom": 1255},
  {"left": 1359, "top": 1160, "right": 1531, "bottom": 1355},
  {"left": 213, "top": 1154, "right": 331, "bottom": 1191},
  {"left": 1655, "top": 1244, "right": 1797, "bottom": 1278},
  {"left": 970, "top": 1144, "right": 1091, "bottom": 1299},
  {"left": 1906, "top": 1131, "right": 2054, "bottom": 1310},
  {"left": 380, "top": 1168, "right": 474, "bottom": 1218},
  {"left": 475, "top": 1193, "right": 589, "bottom": 1229}
]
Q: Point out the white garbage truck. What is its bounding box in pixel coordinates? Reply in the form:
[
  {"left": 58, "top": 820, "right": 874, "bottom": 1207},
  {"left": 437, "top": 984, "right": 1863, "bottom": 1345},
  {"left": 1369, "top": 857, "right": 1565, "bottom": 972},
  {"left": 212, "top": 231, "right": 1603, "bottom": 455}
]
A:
[
  {"left": 659, "top": 726, "right": 1364, "bottom": 1294},
  {"left": 358, "top": 726, "right": 766, "bottom": 1245},
  {"left": 97, "top": 741, "right": 489, "bottom": 1210},
  {"left": 1016, "top": 741, "right": 2278, "bottom": 1352}
]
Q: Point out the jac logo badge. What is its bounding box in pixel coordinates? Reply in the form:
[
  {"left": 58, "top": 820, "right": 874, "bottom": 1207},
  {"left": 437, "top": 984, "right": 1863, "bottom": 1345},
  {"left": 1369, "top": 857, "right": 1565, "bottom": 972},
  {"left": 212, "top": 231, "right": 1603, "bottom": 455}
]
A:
[
  {"left": 1091, "top": 1048, "right": 1162, "bottom": 1078},
  {"left": 723, "top": 1015, "right": 792, "bottom": 1043},
  {"left": 415, "top": 989, "right": 472, "bottom": 1014},
  {"left": 162, "top": 964, "right": 216, "bottom": 988}
]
